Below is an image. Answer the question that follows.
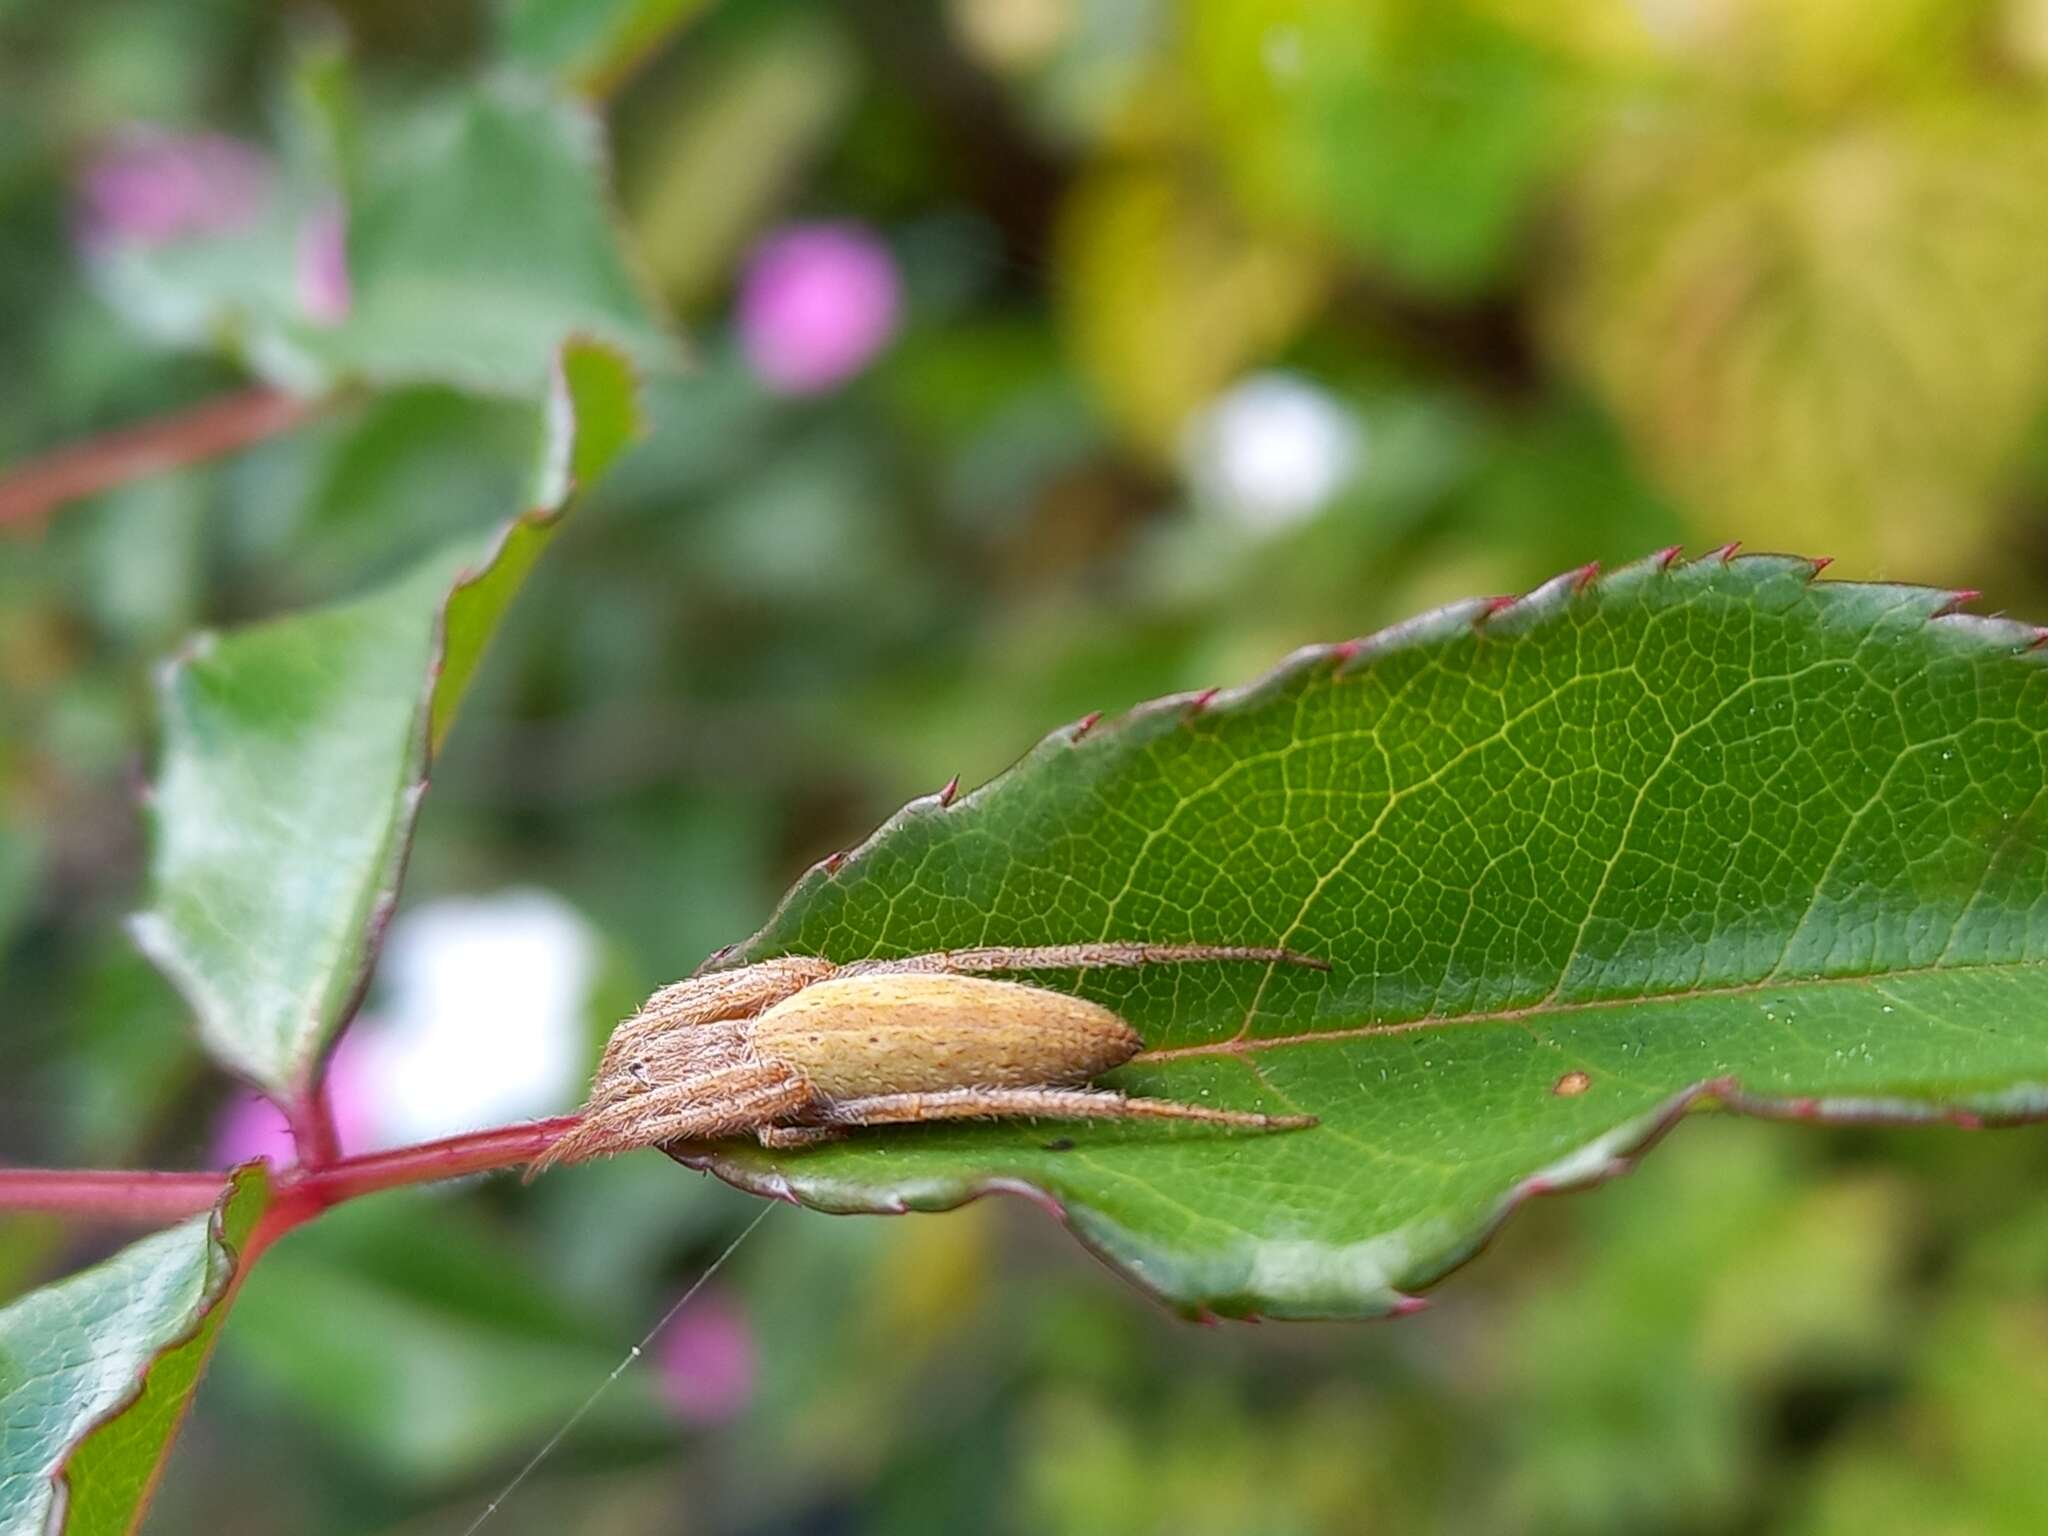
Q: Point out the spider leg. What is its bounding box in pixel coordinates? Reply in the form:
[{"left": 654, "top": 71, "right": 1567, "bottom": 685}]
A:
[
  {"left": 756, "top": 1123, "right": 844, "bottom": 1149},
  {"left": 633, "top": 955, "right": 836, "bottom": 1029},
  {"left": 813, "top": 1085, "right": 1316, "bottom": 1133},
  {"left": 531, "top": 1064, "right": 812, "bottom": 1175},
  {"left": 836, "top": 942, "right": 1327, "bottom": 978}
]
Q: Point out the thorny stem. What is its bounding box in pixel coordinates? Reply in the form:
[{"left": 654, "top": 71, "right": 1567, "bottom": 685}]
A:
[
  {"left": 0, "top": 386, "right": 328, "bottom": 532},
  {"left": 0, "top": 1115, "right": 584, "bottom": 1232}
]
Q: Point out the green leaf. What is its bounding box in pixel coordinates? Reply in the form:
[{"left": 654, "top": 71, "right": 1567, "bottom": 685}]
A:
[
  {"left": 1058, "top": 155, "right": 1326, "bottom": 455},
  {"left": 1187, "top": 0, "right": 1571, "bottom": 294},
  {"left": 500, "top": 0, "right": 714, "bottom": 97},
  {"left": 1552, "top": 101, "right": 2048, "bottom": 581},
  {"left": 621, "top": 11, "right": 857, "bottom": 309},
  {"left": 131, "top": 340, "right": 640, "bottom": 1103},
  {"left": 92, "top": 76, "right": 680, "bottom": 398},
  {"left": 0, "top": 1166, "right": 268, "bottom": 1536},
  {"left": 300, "top": 79, "right": 680, "bottom": 395},
  {"left": 690, "top": 552, "right": 2048, "bottom": 1318}
]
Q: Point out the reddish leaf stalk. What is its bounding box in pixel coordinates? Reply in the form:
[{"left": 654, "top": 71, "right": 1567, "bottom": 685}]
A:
[
  {"left": 0, "top": 387, "right": 326, "bottom": 532},
  {"left": 287, "top": 1116, "right": 581, "bottom": 1208},
  {"left": 0, "top": 1115, "right": 583, "bottom": 1230},
  {"left": 287, "top": 1086, "right": 342, "bottom": 1171},
  {"left": 0, "top": 1169, "right": 228, "bottom": 1224}
]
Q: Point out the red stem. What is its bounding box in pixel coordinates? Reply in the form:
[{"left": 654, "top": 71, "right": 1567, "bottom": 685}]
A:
[
  {"left": 288, "top": 1086, "right": 341, "bottom": 1171},
  {"left": 0, "top": 1169, "right": 229, "bottom": 1224},
  {"left": 289, "top": 1117, "right": 581, "bottom": 1208},
  {"left": 0, "top": 387, "right": 327, "bottom": 532},
  {"left": 0, "top": 1116, "right": 583, "bottom": 1228}
]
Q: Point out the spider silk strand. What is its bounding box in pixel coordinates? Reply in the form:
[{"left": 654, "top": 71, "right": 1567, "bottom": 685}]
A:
[{"left": 460, "top": 1201, "right": 778, "bottom": 1535}]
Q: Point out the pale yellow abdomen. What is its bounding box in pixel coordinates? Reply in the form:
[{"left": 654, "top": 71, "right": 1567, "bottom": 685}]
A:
[{"left": 749, "top": 974, "right": 1142, "bottom": 1101}]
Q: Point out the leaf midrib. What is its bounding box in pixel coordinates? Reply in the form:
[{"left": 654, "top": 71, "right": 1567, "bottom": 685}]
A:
[{"left": 1133, "top": 955, "right": 2042, "bottom": 1063}]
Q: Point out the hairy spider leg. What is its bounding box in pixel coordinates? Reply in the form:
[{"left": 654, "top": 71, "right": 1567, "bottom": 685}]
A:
[
  {"left": 533, "top": 1064, "right": 811, "bottom": 1173},
  {"left": 810, "top": 1085, "right": 1317, "bottom": 1133},
  {"left": 638, "top": 955, "right": 837, "bottom": 1027},
  {"left": 755, "top": 1123, "right": 842, "bottom": 1149},
  {"left": 835, "top": 942, "right": 1327, "bottom": 979}
]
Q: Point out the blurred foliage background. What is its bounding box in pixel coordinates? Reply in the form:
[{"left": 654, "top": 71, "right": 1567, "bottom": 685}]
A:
[{"left": 7, "top": 0, "right": 2048, "bottom": 1531}]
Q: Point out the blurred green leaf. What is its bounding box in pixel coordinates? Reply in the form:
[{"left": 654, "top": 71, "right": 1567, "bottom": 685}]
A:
[
  {"left": 1189, "top": 0, "right": 1574, "bottom": 293},
  {"left": 93, "top": 76, "right": 679, "bottom": 398},
  {"left": 500, "top": 0, "right": 712, "bottom": 98},
  {"left": 1059, "top": 151, "right": 1325, "bottom": 454},
  {"left": 306, "top": 79, "right": 680, "bottom": 395},
  {"left": 0, "top": 825, "right": 37, "bottom": 962},
  {"left": 1553, "top": 102, "right": 2048, "bottom": 580},
  {"left": 622, "top": 10, "right": 857, "bottom": 309},
  {"left": 1492, "top": 1122, "right": 1907, "bottom": 1532},
  {"left": 0, "top": 1165, "right": 266, "bottom": 1536},
  {"left": 130, "top": 341, "right": 639, "bottom": 1103},
  {"left": 221, "top": 1192, "right": 664, "bottom": 1482},
  {"left": 1022, "top": 1382, "right": 1398, "bottom": 1536},
  {"left": 695, "top": 554, "right": 2048, "bottom": 1317}
]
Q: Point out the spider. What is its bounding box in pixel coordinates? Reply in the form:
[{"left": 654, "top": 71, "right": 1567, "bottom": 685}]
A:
[{"left": 532, "top": 942, "right": 1324, "bottom": 1170}]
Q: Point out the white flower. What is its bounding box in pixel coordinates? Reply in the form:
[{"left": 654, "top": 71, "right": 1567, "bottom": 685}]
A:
[
  {"left": 1181, "top": 372, "right": 1365, "bottom": 532},
  {"left": 358, "top": 889, "right": 595, "bottom": 1147}
]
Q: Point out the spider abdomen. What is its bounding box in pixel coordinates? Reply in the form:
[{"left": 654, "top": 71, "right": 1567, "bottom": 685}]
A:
[{"left": 749, "top": 974, "right": 1142, "bottom": 1101}]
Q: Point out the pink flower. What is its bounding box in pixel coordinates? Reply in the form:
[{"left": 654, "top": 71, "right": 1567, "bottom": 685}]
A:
[
  {"left": 76, "top": 130, "right": 272, "bottom": 255},
  {"left": 737, "top": 222, "right": 901, "bottom": 394},
  {"left": 656, "top": 1289, "right": 756, "bottom": 1427},
  {"left": 210, "top": 1028, "right": 380, "bottom": 1168},
  {"left": 209, "top": 1092, "right": 296, "bottom": 1170},
  {"left": 296, "top": 198, "right": 352, "bottom": 326}
]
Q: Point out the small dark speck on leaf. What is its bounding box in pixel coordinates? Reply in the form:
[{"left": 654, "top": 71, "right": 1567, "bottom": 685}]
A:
[
  {"left": 1042, "top": 1137, "right": 1076, "bottom": 1152},
  {"left": 1553, "top": 1071, "right": 1593, "bottom": 1097}
]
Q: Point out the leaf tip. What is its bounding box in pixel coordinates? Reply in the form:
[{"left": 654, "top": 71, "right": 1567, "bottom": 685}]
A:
[
  {"left": 1653, "top": 544, "right": 1686, "bottom": 571},
  {"left": 937, "top": 774, "right": 961, "bottom": 808},
  {"left": 1806, "top": 554, "right": 1834, "bottom": 580},
  {"left": 1186, "top": 686, "right": 1221, "bottom": 716},
  {"left": 1569, "top": 560, "right": 1601, "bottom": 593},
  {"left": 697, "top": 941, "right": 742, "bottom": 974},
  {"left": 1071, "top": 709, "right": 1104, "bottom": 741},
  {"left": 1712, "top": 540, "right": 1742, "bottom": 564},
  {"left": 1388, "top": 1293, "right": 1431, "bottom": 1318},
  {"left": 1934, "top": 588, "right": 1982, "bottom": 618}
]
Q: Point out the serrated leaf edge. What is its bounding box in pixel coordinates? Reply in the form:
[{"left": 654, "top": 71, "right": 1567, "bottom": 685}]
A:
[
  {"left": 679, "top": 546, "right": 2048, "bottom": 1317},
  {"left": 721, "top": 547, "right": 2040, "bottom": 973}
]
